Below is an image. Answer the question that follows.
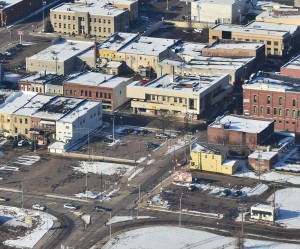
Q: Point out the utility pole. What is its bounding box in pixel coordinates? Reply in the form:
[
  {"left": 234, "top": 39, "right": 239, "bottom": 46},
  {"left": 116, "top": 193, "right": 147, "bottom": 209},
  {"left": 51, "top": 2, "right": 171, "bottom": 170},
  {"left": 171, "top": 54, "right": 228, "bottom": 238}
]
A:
[
  {"left": 111, "top": 116, "right": 115, "bottom": 142},
  {"left": 42, "top": 1, "right": 46, "bottom": 32},
  {"left": 86, "top": 129, "right": 90, "bottom": 201},
  {"left": 109, "top": 211, "right": 112, "bottom": 240},
  {"left": 21, "top": 181, "right": 24, "bottom": 209},
  {"left": 179, "top": 193, "right": 183, "bottom": 227}
]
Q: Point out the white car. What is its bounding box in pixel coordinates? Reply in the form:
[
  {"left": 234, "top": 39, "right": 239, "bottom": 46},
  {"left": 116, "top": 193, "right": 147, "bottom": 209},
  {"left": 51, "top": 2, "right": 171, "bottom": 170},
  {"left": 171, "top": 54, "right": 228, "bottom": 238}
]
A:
[
  {"left": 18, "top": 140, "right": 26, "bottom": 147},
  {"left": 194, "top": 28, "right": 203, "bottom": 33},
  {"left": 64, "top": 203, "right": 79, "bottom": 210},
  {"left": 0, "top": 196, "right": 9, "bottom": 201},
  {"left": 32, "top": 204, "right": 46, "bottom": 211}
]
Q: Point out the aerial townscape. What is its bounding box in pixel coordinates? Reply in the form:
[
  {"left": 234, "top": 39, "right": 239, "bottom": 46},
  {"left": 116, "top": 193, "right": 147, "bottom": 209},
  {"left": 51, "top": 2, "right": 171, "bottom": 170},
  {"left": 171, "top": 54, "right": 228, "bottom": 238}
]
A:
[{"left": 1, "top": 0, "right": 300, "bottom": 248}]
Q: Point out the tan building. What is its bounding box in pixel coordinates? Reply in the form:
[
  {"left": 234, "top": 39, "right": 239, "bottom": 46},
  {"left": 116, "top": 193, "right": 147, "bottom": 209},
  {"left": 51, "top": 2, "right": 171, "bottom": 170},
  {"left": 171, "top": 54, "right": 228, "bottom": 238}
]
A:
[
  {"left": 209, "top": 21, "right": 300, "bottom": 56},
  {"left": 50, "top": 0, "right": 138, "bottom": 37},
  {"left": 256, "top": 10, "right": 300, "bottom": 25},
  {"left": 26, "top": 39, "right": 94, "bottom": 75},
  {"left": 126, "top": 72, "right": 231, "bottom": 118}
]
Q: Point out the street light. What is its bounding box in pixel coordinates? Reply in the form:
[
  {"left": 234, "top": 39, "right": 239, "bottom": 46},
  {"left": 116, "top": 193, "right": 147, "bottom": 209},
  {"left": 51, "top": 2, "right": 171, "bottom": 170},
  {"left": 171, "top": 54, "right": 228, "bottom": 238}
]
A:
[
  {"left": 120, "top": 116, "right": 123, "bottom": 130},
  {"left": 179, "top": 193, "right": 183, "bottom": 227}
]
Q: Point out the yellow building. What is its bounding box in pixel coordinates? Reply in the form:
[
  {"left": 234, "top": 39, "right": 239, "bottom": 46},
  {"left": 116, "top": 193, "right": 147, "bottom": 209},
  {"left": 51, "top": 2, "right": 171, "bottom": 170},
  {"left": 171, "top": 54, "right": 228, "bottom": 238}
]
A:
[{"left": 190, "top": 143, "right": 238, "bottom": 175}]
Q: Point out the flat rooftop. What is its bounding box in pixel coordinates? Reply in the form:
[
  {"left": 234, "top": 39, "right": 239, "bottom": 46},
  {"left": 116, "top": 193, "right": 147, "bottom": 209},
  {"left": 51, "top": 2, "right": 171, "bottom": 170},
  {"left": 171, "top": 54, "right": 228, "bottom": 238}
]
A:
[
  {"left": 171, "top": 42, "right": 207, "bottom": 58},
  {"left": 211, "top": 23, "right": 290, "bottom": 37},
  {"left": 245, "top": 21, "right": 299, "bottom": 35},
  {"left": 51, "top": 1, "right": 127, "bottom": 16},
  {"left": 0, "top": 92, "right": 37, "bottom": 114},
  {"left": 19, "top": 73, "right": 64, "bottom": 84},
  {"left": 28, "top": 39, "right": 93, "bottom": 63},
  {"left": 209, "top": 114, "right": 273, "bottom": 134},
  {"left": 64, "top": 71, "right": 130, "bottom": 88},
  {"left": 191, "top": 143, "right": 221, "bottom": 154},
  {"left": 129, "top": 73, "right": 228, "bottom": 94},
  {"left": 99, "top": 33, "right": 139, "bottom": 52},
  {"left": 119, "top": 37, "right": 178, "bottom": 56},
  {"left": 207, "top": 42, "right": 264, "bottom": 51},
  {"left": 281, "top": 54, "right": 300, "bottom": 71},
  {"left": 248, "top": 150, "right": 278, "bottom": 160},
  {"left": 58, "top": 99, "right": 101, "bottom": 123},
  {"left": 0, "top": 0, "right": 23, "bottom": 9},
  {"left": 252, "top": 203, "right": 278, "bottom": 210},
  {"left": 192, "top": 0, "right": 238, "bottom": 4},
  {"left": 243, "top": 73, "right": 300, "bottom": 93}
]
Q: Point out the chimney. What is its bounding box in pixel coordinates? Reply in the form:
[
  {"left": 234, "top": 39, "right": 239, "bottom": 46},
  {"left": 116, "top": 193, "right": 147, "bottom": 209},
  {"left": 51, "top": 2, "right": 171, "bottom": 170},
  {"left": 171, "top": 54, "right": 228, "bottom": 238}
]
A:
[{"left": 170, "top": 66, "right": 174, "bottom": 83}]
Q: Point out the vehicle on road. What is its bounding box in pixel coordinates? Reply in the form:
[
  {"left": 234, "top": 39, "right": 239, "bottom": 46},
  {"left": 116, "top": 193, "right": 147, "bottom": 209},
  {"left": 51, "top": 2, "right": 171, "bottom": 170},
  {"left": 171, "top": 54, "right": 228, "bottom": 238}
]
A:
[
  {"left": 145, "top": 142, "right": 160, "bottom": 149},
  {"left": 18, "top": 140, "right": 27, "bottom": 147},
  {"left": 64, "top": 203, "right": 79, "bottom": 210},
  {"left": 140, "top": 129, "right": 149, "bottom": 135},
  {"left": 194, "top": 28, "right": 203, "bottom": 33},
  {"left": 0, "top": 196, "right": 10, "bottom": 201},
  {"left": 155, "top": 133, "right": 170, "bottom": 139},
  {"left": 104, "top": 135, "right": 114, "bottom": 143},
  {"left": 32, "top": 204, "right": 46, "bottom": 211},
  {"left": 222, "top": 189, "right": 231, "bottom": 197},
  {"left": 93, "top": 205, "right": 112, "bottom": 212}
]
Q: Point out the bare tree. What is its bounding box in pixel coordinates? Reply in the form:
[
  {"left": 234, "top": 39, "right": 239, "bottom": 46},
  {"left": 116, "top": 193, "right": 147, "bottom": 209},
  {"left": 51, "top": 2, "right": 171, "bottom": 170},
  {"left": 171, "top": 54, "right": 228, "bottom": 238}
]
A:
[
  {"left": 154, "top": 111, "right": 176, "bottom": 133},
  {"left": 234, "top": 230, "right": 244, "bottom": 249}
]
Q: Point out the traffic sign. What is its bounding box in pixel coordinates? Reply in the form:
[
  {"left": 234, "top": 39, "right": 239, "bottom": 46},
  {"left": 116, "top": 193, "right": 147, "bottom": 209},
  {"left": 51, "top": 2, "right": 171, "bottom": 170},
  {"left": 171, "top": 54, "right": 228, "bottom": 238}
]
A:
[{"left": 17, "top": 30, "right": 24, "bottom": 35}]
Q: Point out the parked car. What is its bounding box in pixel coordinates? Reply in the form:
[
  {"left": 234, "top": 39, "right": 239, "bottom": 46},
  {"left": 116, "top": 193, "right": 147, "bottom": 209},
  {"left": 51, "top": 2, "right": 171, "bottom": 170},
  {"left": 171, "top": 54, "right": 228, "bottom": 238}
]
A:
[
  {"left": 234, "top": 190, "right": 242, "bottom": 197},
  {"left": 18, "top": 140, "right": 27, "bottom": 147},
  {"left": 15, "top": 65, "right": 25, "bottom": 70},
  {"left": 155, "top": 133, "right": 170, "bottom": 139},
  {"left": 120, "top": 128, "right": 130, "bottom": 134},
  {"left": 32, "top": 204, "right": 46, "bottom": 211},
  {"left": 0, "top": 196, "right": 10, "bottom": 201},
  {"left": 140, "top": 129, "right": 149, "bottom": 135},
  {"left": 64, "top": 203, "right": 79, "bottom": 210},
  {"left": 15, "top": 44, "right": 24, "bottom": 51},
  {"left": 194, "top": 28, "right": 203, "bottom": 33},
  {"left": 93, "top": 205, "right": 112, "bottom": 212},
  {"left": 104, "top": 135, "right": 114, "bottom": 143},
  {"left": 222, "top": 189, "right": 231, "bottom": 197},
  {"left": 145, "top": 142, "right": 160, "bottom": 149},
  {"left": 133, "top": 129, "right": 141, "bottom": 135}
]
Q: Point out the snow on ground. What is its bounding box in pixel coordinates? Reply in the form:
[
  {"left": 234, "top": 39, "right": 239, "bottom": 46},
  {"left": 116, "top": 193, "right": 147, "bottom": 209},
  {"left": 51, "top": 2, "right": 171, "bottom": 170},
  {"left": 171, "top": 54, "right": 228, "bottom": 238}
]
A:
[
  {"left": 273, "top": 148, "right": 300, "bottom": 172},
  {"left": 102, "top": 226, "right": 300, "bottom": 249},
  {"left": 107, "top": 216, "right": 134, "bottom": 225},
  {"left": 267, "top": 188, "right": 300, "bottom": 229},
  {"left": 136, "top": 157, "right": 146, "bottom": 163},
  {"left": 74, "top": 190, "right": 102, "bottom": 199},
  {"left": 240, "top": 183, "right": 268, "bottom": 197},
  {"left": 14, "top": 155, "right": 40, "bottom": 166},
  {"left": 74, "top": 161, "right": 134, "bottom": 176},
  {"left": 128, "top": 167, "right": 144, "bottom": 181},
  {"left": 147, "top": 159, "right": 156, "bottom": 165},
  {"left": 234, "top": 159, "right": 300, "bottom": 185},
  {"left": 0, "top": 165, "right": 19, "bottom": 171},
  {"left": 100, "top": 188, "right": 120, "bottom": 202},
  {"left": 0, "top": 205, "right": 56, "bottom": 249},
  {"left": 165, "top": 139, "right": 185, "bottom": 155}
]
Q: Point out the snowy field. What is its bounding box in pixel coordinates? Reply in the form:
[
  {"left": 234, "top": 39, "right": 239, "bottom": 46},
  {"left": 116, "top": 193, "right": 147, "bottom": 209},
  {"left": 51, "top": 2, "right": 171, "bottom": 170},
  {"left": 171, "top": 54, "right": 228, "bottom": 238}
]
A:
[
  {"left": 102, "top": 226, "right": 300, "bottom": 249},
  {"left": 234, "top": 159, "right": 300, "bottom": 185},
  {"left": 273, "top": 148, "right": 300, "bottom": 172},
  {"left": 0, "top": 205, "right": 56, "bottom": 248},
  {"left": 267, "top": 188, "right": 300, "bottom": 229},
  {"left": 73, "top": 161, "right": 134, "bottom": 176}
]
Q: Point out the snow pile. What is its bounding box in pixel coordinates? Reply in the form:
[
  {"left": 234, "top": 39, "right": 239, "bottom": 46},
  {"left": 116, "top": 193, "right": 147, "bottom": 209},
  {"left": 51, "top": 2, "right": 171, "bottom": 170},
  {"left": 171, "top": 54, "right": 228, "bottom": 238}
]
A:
[
  {"left": 74, "top": 190, "right": 102, "bottom": 199},
  {"left": 14, "top": 155, "right": 40, "bottom": 166},
  {"left": 136, "top": 157, "right": 146, "bottom": 163},
  {"left": 268, "top": 188, "right": 300, "bottom": 229},
  {"left": 107, "top": 216, "right": 134, "bottom": 225},
  {"left": 149, "top": 193, "right": 169, "bottom": 208},
  {"left": 0, "top": 205, "right": 56, "bottom": 249},
  {"left": 240, "top": 183, "right": 268, "bottom": 197},
  {"left": 100, "top": 188, "right": 120, "bottom": 202},
  {"left": 74, "top": 161, "right": 134, "bottom": 176},
  {"left": 128, "top": 167, "right": 144, "bottom": 181},
  {"left": 147, "top": 159, "right": 156, "bottom": 165},
  {"left": 0, "top": 166, "right": 19, "bottom": 171},
  {"left": 165, "top": 139, "right": 185, "bottom": 155},
  {"left": 102, "top": 226, "right": 300, "bottom": 249}
]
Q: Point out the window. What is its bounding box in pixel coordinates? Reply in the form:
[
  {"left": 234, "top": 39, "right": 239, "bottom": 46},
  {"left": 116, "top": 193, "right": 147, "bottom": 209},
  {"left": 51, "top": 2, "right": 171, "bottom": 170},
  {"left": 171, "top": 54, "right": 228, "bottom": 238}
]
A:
[
  {"left": 85, "top": 90, "right": 88, "bottom": 96},
  {"left": 103, "top": 19, "right": 106, "bottom": 23},
  {"left": 279, "top": 97, "right": 283, "bottom": 105},
  {"left": 108, "top": 28, "right": 111, "bottom": 33},
  {"left": 108, "top": 93, "right": 111, "bottom": 99},
  {"left": 68, "top": 16, "right": 70, "bottom": 20},
  {"left": 267, "top": 96, "right": 271, "bottom": 104},
  {"left": 260, "top": 106, "right": 264, "bottom": 115},
  {"left": 99, "top": 19, "right": 101, "bottom": 23},
  {"left": 25, "top": 129, "right": 28, "bottom": 134},
  {"left": 293, "top": 99, "right": 296, "bottom": 107},
  {"left": 70, "top": 90, "right": 73, "bottom": 95},
  {"left": 73, "top": 24, "right": 75, "bottom": 29},
  {"left": 162, "top": 96, "right": 166, "bottom": 101},
  {"left": 274, "top": 49, "right": 279, "bottom": 55},
  {"left": 74, "top": 90, "right": 76, "bottom": 96},
  {"left": 15, "top": 128, "right": 18, "bottom": 133},
  {"left": 20, "top": 118, "right": 22, "bottom": 124},
  {"left": 104, "top": 28, "right": 106, "bottom": 32},
  {"left": 81, "top": 90, "right": 84, "bottom": 96},
  {"left": 274, "top": 108, "right": 277, "bottom": 115},
  {"left": 25, "top": 118, "right": 28, "bottom": 124},
  {"left": 96, "top": 92, "right": 98, "bottom": 98},
  {"left": 63, "top": 24, "right": 66, "bottom": 28},
  {"left": 59, "top": 15, "right": 61, "bottom": 19},
  {"left": 63, "top": 15, "right": 66, "bottom": 20},
  {"left": 108, "top": 20, "right": 111, "bottom": 24},
  {"left": 179, "top": 98, "right": 182, "bottom": 103},
  {"left": 267, "top": 107, "right": 270, "bottom": 115},
  {"left": 254, "top": 106, "right": 257, "bottom": 114},
  {"left": 274, "top": 41, "right": 278, "bottom": 46},
  {"left": 104, "top": 93, "right": 107, "bottom": 98},
  {"left": 286, "top": 109, "right": 290, "bottom": 117},
  {"left": 94, "top": 18, "right": 96, "bottom": 22},
  {"left": 279, "top": 108, "right": 282, "bottom": 116},
  {"left": 100, "top": 92, "right": 103, "bottom": 98},
  {"left": 292, "top": 110, "right": 296, "bottom": 118},
  {"left": 253, "top": 95, "right": 257, "bottom": 103},
  {"left": 89, "top": 91, "right": 91, "bottom": 97},
  {"left": 298, "top": 110, "right": 300, "bottom": 118},
  {"left": 73, "top": 16, "right": 75, "bottom": 20},
  {"left": 267, "top": 41, "right": 271, "bottom": 45},
  {"left": 99, "top": 27, "right": 101, "bottom": 32},
  {"left": 65, "top": 90, "right": 68, "bottom": 95},
  {"left": 59, "top": 23, "right": 61, "bottom": 28}
]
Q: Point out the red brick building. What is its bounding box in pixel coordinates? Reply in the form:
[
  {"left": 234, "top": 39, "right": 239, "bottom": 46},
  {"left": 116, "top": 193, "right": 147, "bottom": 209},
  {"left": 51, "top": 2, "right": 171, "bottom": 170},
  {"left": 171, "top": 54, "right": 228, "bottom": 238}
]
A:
[
  {"left": 243, "top": 73, "right": 300, "bottom": 134},
  {"left": 280, "top": 54, "right": 300, "bottom": 78},
  {"left": 208, "top": 114, "right": 274, "bottom": 151},
  {"left": 63, "top": 71, "right": 132, "bottom": 111},
  {"left": 0, "top": 0, "right": 50, "bottom": 27}
]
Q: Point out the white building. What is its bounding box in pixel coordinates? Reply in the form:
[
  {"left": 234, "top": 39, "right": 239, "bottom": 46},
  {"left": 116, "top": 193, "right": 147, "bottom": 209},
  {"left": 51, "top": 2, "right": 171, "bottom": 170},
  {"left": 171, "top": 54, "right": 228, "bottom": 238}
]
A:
[
  {"left": 191, "top": 0, "right": 251, "bottom": 24},
  {"left": 251, "top": 203, "right": 280, "bottom": 222},
  {"left": 26, "top": 39, "right": 94, "bottom": 75}
]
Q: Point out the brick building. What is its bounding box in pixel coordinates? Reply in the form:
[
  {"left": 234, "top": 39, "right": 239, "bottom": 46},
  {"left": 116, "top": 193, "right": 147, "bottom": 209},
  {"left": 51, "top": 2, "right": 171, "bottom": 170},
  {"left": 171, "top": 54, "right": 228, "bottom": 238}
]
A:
[
  {"left": 0, "top": 0, "right": 48, "bottom": 27},
  {"left": 280, "top": 54, "right": 300, "bottom": 78},
  {"left": 63, "top": 71, "right": 132, "bottom": 111},
  {"left": 243, "top": 72, "right": 300, "bottom": 134},
  {"left": 207, "top": 114, "right": 275, "bottom": 150}
]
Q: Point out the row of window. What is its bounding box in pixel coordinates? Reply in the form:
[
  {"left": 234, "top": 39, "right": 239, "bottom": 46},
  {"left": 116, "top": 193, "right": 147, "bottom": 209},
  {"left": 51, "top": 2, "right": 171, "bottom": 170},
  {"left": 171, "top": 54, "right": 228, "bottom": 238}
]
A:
[
  {"left": 253, "top": 95, "right": 297, "bottom": 107},
  {"left": 54, "top": 23, "right": 112, "bottom": 33},
  {"left": 233, "top": 37, "right": 279, "bottom": 46},
  {"left": 20, "top": 86, "right": 43, "bottom": 93},
  {"left": 65, "top": 89, "right": 112, "bottom": 99},
  {"left": 53, "top": 14, "right": 112, "bottom": 24},
  {"left": 148, "top": 94, "right": 186, "bottom": 104},
  {"left": 253, "top": 106, "right": 300, "bottom": 117}
]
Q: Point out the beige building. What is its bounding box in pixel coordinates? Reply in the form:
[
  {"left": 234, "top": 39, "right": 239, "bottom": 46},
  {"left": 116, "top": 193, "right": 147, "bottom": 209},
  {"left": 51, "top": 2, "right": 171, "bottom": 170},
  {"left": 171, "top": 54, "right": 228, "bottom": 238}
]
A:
[
  {"left": 256, "top": 10, "right": 300, "bottom": 25},
  {"left": 209, "top": 21, "right": 300, "bottom": 56},
  {"left": 126, "top": 72, "right": 231, "bottom": 118},
  {"left": 26, "top": 39, "right": 94, "bottom": 75},
  {"left": 50, "top": 0, "right": 138, "bottom": 37}
]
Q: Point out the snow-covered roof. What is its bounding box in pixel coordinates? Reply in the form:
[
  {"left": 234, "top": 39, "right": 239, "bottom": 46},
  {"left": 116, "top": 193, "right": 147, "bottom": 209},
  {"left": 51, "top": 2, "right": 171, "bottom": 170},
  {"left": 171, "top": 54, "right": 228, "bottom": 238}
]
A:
[
  {"left": 209, "top": 115, "right": 273, "bottom": 134},
  {"left": 208, "top": 43, "right": 264, "bottom": 50},
  {"left": 251, "top": 203, "right": 279, "bottom": 211},
  {"left": 28, "top": 39, "right": 93, "bottom": 63},
  {"left": 171, "top": 42, "right": 207, "bottom": 58},
  {"left": 64, "top": 71, "right": 130, "bottom": 88},
  {"left": 256, "top": 10, "right": 300, "bottom": 19},
  {"left": 0, "top": 92, "right": 37, "bottom": 115},
  {"left": 19, "top": 73, "right": 63, "bottom": 84},
  {"left": 100, "top": 33, "right": 139, "bottom": 51},
  {"left": 222, "top": 159, "right": 237, "bottom": 167},
  {"left": 281, "top": 54, "right": 300, "bottom": 71},
  {"left": 51, "top": 1, "right": 128, "bottom": 16},
  {"left": 191, "top": 143, "right": 220, "bottom": 154},
  {"left": 0, "top": 0, "right": 23, "bottom": 9},
  {"left": 248, "top": 150, "right": 277, "bottom": 160},
  {"left": 192, "top": 0, "right": 240, "bottom": 5},
  {"left": 246, "top": 21, "right": 299, "bottom": 35},
  {"left": 129, "top": 73, "right": 228, "bottom": 95},
  {"left": 119, "top": 37, "right": 178, "bottom": 56},
  {"left": 58, "top": 100, "right": 101, "bottom": 123},
  {"left": 107, "top": 61, "right": 123, "bottom": 68}
]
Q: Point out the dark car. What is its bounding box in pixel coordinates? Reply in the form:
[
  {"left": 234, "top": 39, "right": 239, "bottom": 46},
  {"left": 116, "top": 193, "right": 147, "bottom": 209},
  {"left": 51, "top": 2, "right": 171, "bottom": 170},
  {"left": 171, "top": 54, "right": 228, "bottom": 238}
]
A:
[
  {"left": 145, "top": 142, "right": 159, "bottom": 149},
  {"left": 222, "top": 189, "right": 231, "bottom": 197},
  {"left": 15, "top": 44, "right": 24, "bottom": 51},
  {"left": 93, "top": 205, "right": 112, "bottom": 212},
  {"left": 140, "top": 129, "right": 149, "bottom": 135},
  {"left": 133, "top": 129, "right": 141, "bottom": 135},
  {"left": 234, "top": 190, "right": 242, "bottom": 197},
  {"left": 120, "top": 128, "right": 130, "bottom": 134},
  {"left": 15, "top": 65, "right": 26, "bottom": 70}
]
